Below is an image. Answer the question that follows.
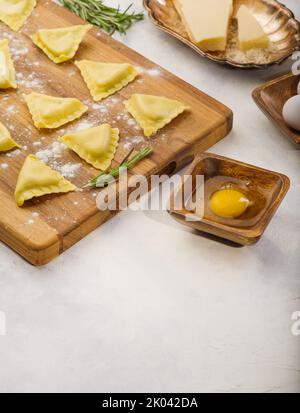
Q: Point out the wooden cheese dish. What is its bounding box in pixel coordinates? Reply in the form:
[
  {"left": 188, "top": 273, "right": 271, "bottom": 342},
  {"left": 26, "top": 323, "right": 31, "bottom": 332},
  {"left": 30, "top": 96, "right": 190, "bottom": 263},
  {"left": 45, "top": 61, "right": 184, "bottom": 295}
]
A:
[
  {"left": 168, "top": 153, "right": 290, "bottom": 245},
  {"left": 252, "top": 73, "right": 300, "bottom": 145},
  {"left": 0, "top": 0, "right": 233, "bottom": 265}
]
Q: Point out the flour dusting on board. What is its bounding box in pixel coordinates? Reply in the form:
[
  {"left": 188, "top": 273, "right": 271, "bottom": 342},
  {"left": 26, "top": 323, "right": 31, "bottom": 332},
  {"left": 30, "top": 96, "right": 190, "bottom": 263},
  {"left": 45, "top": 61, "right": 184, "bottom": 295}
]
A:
[
  {"left": 6, "top": 105, "right": 16, "bottom": 113},
  {"left": 6, "top": 149, "right": 21, "bottom": 158},
  {"left": 35, "top": 141, "right": 67, "bottom": 163},
  {"left": 16, "top": 72, "right": 45, "bottom": 91},
  {"left": 147, "top": 68, "right": 162, "bottom": 77},
  {"left": 57, "top": 163, "right": 81, "bottom": 178},
  {"left": 35, "top": 142, "right": 81, "bottom": 178},
  {"left": 74, "top": 121, "right": 94, "bottom": 131}
]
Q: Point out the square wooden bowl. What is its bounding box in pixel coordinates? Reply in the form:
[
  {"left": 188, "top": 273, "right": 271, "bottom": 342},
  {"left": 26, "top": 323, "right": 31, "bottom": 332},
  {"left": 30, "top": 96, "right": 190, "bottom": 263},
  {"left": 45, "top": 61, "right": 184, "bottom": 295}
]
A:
[
  {"left": 252, "top": 73, "right": 300, "bottom": 145},
  {"left": 168, "top": 153, "right": 290, "bottom": 245}
]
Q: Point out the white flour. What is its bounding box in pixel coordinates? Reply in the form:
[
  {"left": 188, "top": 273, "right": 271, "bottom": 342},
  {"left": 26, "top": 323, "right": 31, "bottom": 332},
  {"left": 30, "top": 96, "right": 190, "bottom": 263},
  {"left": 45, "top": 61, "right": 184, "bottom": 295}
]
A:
[
  {"left": 56, "top": 163, "right": 81, "bottom": 178},
  {"left": 35, "top": 141, "right": 66, "bottom": 163}
]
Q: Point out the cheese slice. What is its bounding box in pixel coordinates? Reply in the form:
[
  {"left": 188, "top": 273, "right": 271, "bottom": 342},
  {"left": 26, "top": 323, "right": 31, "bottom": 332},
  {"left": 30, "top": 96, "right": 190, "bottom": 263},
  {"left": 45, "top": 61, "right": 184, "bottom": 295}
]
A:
[
  {"left": 173, "top": 0, "right": 232, "bottom": 52},
  {"left": 236, "top": 5, "right": 269, "bottom": 51}
]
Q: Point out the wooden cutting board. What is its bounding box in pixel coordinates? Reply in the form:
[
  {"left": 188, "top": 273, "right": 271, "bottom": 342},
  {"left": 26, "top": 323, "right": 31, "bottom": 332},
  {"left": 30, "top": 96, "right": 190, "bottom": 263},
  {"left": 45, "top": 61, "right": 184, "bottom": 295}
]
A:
[{"left": 0, "top": 0, "right": 233, "bottom": 265}]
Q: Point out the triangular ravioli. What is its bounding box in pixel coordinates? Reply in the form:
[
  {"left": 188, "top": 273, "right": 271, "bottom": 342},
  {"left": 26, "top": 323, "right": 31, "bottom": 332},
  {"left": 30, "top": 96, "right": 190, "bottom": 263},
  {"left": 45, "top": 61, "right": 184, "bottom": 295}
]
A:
[
  {"left": 60, "top": 124, "right": 119, "bottom": 170},
  {"left": 31, "top": 24, "right": 92, "bottom": 64},
  {"left": 0, "top": 39, "right": 16, "bottom": 89},
  {"left": 0, "top": 121, "right": 19, "bottom": 151},
  {"left": 75, "top": 60, "right": 138, "bottom": 101},
  {"left": 124, "top": 94, "right": 188, "bottom": 137},
  {"left": 24, "top": 92, "right": 88, "bottom": 129},
  {"left": 15, "top": 154, "right": 76, "bottom": 206},
  {"left": 0, "top": 0, "right": 36, "bottom": 31}
]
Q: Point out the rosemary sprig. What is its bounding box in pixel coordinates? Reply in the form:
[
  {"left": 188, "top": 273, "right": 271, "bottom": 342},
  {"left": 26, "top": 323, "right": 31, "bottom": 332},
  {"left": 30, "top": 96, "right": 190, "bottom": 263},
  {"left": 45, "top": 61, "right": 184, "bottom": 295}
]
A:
[
  {"left": 59, "top": 0, "right": 144, "bottom": 35},
  {"left": 85, "top": 147, "right": 153, "bottom": 188}
]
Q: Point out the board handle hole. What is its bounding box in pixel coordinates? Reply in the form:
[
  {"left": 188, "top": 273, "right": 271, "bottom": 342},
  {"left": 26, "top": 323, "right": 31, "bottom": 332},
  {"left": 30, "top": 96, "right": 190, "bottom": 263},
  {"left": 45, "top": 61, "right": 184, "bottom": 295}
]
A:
[{"left": 158, "top": 161, "right": 177, "bottom": 177}]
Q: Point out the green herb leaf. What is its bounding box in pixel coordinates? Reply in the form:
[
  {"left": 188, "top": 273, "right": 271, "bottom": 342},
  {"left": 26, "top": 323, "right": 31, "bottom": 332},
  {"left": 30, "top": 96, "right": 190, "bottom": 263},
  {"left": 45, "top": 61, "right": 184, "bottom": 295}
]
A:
[
  {"left": 59, "top": 0, "right": 144, "bottom": 35},
  {"left": 85, "top": 147, "right": 153, "bottom": 188}
]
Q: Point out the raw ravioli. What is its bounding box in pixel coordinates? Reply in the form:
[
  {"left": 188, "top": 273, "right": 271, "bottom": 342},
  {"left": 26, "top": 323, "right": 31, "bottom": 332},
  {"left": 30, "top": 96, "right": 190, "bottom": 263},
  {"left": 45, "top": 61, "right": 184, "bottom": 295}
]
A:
[
  {"left": 15, "top": 154, "right": 76, "bottom": 206},
  {"left": 0, "top": 39, "right": 16, "bottom": 89},
  {"left": 0, "top": 0, "right": 36, "bottom": 31},
  {"left": 124, "top": 94, "right": 188, "bottom": 137},
  {"left": 24, "top": 92, "right": 88, "bottom": 129},
  {"left": 75, "top": 60, "right": 138, "bottom": 101},
  {"left": 60, "top": 124, "right": 119, "bottom": 170},
  {"left": 31, "top": 24, "right": 92, "bottom": 63},
  {"left": 0, "top": 121, "right": 19, "bottom": 151}
]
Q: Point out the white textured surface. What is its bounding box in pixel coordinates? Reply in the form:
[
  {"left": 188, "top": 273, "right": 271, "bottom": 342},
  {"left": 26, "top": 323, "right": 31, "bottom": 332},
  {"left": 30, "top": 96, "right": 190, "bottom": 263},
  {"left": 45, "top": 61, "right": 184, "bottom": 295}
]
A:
[{"left": 0, "top": 0, "right": 299, "bottom": 393}]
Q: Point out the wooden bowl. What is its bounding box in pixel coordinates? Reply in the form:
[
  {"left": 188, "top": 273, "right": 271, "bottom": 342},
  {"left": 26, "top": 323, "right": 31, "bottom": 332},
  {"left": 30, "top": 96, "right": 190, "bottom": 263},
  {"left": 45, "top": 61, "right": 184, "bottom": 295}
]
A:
[
  {"left": 252, "top": 73, "right": 300, "bottom": 145},
  {"left": 168, "top": 153, "right": 290, "bottom": 245},
  {"left": 144, "top": 0, "right": 300, "bottom": 69}
]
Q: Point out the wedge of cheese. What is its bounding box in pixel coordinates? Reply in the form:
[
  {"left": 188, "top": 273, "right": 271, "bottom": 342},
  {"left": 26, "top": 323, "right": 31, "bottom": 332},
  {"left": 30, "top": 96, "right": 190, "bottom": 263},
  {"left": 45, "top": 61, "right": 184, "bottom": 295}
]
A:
[
  {"left": 236, "top": 5, "right": 269, "bottom": 51},
  {"left": 173, "top": 0, "right": 232, "bottom": 52}
]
